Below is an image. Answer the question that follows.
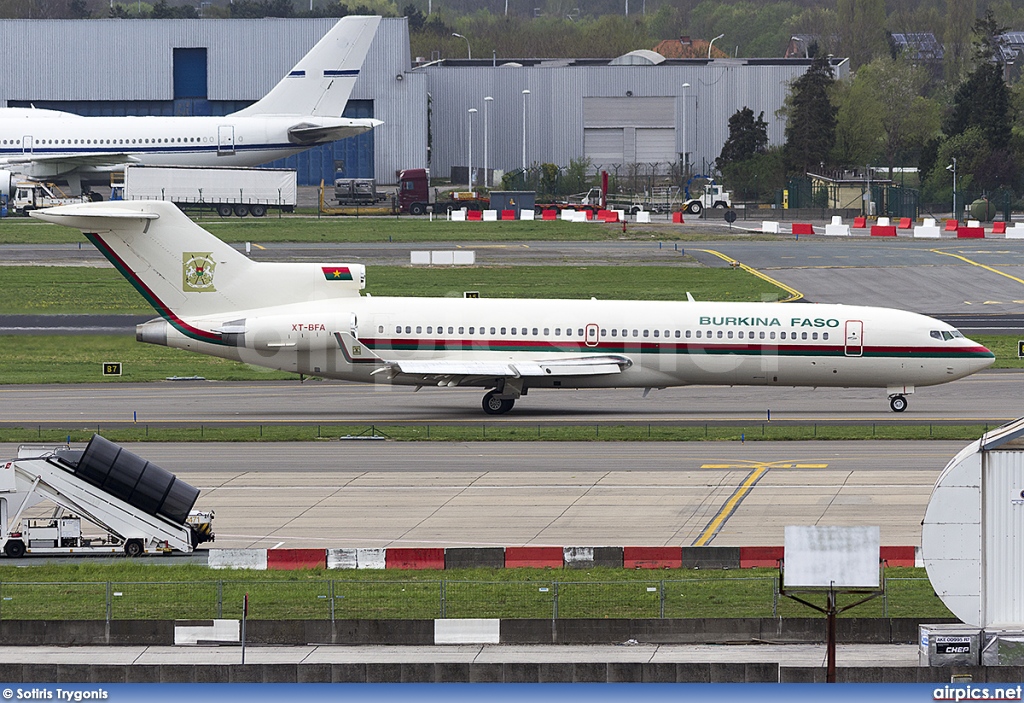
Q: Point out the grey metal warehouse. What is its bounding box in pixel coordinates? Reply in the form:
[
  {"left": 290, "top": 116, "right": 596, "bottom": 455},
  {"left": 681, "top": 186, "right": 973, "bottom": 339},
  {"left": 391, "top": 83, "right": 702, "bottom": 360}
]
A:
[{"left": 0, "top": 18, "right": 844, "bottom": 185}]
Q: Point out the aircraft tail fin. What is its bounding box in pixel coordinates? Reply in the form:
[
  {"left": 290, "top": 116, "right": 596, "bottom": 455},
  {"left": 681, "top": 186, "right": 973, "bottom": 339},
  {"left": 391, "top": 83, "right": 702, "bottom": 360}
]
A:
[
  {"left": 30, "top": 201, "right": 365, "bottom": 323},
  {"left": 231, "top": 16, "right": 381, "bottom": 118}
]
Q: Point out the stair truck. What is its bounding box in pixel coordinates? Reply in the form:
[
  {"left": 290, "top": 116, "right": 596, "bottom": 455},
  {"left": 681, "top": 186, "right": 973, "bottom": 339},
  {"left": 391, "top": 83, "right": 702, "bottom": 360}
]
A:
[{"left": 0, "top": 435, "right": 214, "bottom": 558}]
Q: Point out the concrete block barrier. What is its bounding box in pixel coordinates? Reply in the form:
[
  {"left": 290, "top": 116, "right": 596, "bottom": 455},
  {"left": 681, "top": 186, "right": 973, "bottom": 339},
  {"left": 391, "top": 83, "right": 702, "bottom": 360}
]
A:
[
  {"left": 672, "top": 212, "right": 684, "bottom": 224},
  {"left": 898, "top": 217, "right": 913, "bottom": 229},
  {"left": 385, "top": 547, "right": 445, "bottom": 570},
  {"left": 435, "top": 618, "right": 500, "bottom": 644},
  {"left": 541, "top": 209, "right": 557, "bottom": 220},
  {"left": 739, "top": 546, "right": 783, "bottom": 568},
  {"left": 1007, "top": 224, "right": 1024, "bottom": 239},
  {"left": 870, "top": 225, "right": 897, "bottom": 237},
  {"left": 208, "top": 548, "right": 267, "bottom": 570},
  {"left": 824, "top": 223, "right": 851, "bottom": 236},
  {"left": 993, "top": 221, "right": 1006, "bottom": 234},
  {"left": 679, "top": 547, "right": 740, "bottom": 569},
  {"left": 563, "top": 546, "right": 623, "bottom": 569},
  {"left": 267, "top": 548, "right": 326, "bottom": 570},
  {"left": 327, "top": 548, "right": 357, "bottom": 569},
  {"left": 635, "top": 211, "right": 651, "bottom": 223},
  {"left": 880, "top": 545, "right": 915, "bottom": 567},
  {"left": 853, "top": 216, "right": 867, "bottom": 228},
  {"left": 877, "top": 217, "right": 891, "bottom": 227},
  {"left": 957, "top": 226, "right": 985, "bottom": 238},
  {"left": 450, "top": 209, "right": 466, "bottom": 222},
  {"left": 409, "top": 250, "right": 431, "bottom": 265},
  {"left": 944, "top": 219, "right": 959, "bottom": 231},
  {"left": 791, "top": 223, "right": 814, "bottom": 235},
  {"left": 466, "top": 210, "right": 482, "bottom": 221},
  {"left": 445, "top": 547, "right": 504, "bottom": 569},
  {"left": 623, "top": 546, "right": 682, "bottom": 569},
  {"left": 560, "top": 209, "right": 575, "bottom": 221},
  {"left": 482, "top": 209, "right": 497, "bottom": 221},
  {"left": 761, "top": 221, "right": 780, "bottom": 233},
  {"left": 519, "top": 209, "right": 535, "bottom": 221},
  {"left": 913, "top": 224, "right": 941, "bottom": 238},
  {"left": 501, "top": 209, "right": 515, "bottom": 220},
  {"left": 504, "top": 546, "right": 563, "bottom": 568}
]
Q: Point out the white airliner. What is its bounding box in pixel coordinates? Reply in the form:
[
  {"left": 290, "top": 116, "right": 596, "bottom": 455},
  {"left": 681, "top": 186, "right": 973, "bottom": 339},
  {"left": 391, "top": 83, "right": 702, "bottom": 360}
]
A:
[
  {"left": 0, "top": 16, "right": 381, "bottom": 195},
  {"left": 34, "top": 201, "right": 995, "bottom": 415}
]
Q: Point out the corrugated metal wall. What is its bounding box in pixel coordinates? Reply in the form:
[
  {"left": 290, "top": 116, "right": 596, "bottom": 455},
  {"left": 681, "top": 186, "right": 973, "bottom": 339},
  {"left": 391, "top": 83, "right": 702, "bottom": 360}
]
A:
[
  {"left": 424, "top": 60, "right": 843, "bottom": 180},
  {"left": 0, "top": 19, "right": 836, "bottom": 185},
  {"left": 985, "top": 450, "right": 1024, "bottom": 627},
  {"left": 0, "top": 18, "right": 425, "bottom": 184}
]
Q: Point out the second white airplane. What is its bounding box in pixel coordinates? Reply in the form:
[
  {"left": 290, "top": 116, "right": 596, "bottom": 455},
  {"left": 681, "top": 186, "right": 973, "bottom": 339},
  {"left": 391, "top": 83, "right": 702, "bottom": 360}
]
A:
[
  {"left": 34, "top": 201, "right": 995, "bottom": 415},
  {"left": 0, "top": 16, "right": 382, "bottom": 195}
]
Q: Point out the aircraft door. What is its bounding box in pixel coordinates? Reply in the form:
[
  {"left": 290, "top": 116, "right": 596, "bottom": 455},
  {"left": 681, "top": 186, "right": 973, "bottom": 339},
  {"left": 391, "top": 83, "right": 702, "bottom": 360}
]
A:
[
  {"left": 217, "top": 125, "right": 235, "bottom": 156},
  {"left": 22, "top": 136, "right": 32, "bottom": 154},
  {"left": 585, "top": 323, "right": 599, "bottom": 347},
  {"left": 844, "top": 320, "right": 863, "bottom": 357}
]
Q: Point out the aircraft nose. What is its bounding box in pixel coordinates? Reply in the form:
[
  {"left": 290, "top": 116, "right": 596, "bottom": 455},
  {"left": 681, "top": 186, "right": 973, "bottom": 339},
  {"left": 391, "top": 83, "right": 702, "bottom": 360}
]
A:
[{"left": 970, "top": 341, "right": 996, "bottom": 372}]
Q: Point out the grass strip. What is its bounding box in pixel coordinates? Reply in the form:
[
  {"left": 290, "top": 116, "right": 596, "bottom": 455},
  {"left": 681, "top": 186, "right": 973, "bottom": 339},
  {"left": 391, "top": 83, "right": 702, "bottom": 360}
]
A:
[
  {"left": 0, "top": 264, "right": 781, "bottom": 315},
  {"left": 0, "top": 565, "right": 949, "bottom": 620},
  {"left": 0, "top": 216, "right": 760, "bottom": 245},
  {"left": 0, "top": 424, "right": 1000, "bottom": 444}
]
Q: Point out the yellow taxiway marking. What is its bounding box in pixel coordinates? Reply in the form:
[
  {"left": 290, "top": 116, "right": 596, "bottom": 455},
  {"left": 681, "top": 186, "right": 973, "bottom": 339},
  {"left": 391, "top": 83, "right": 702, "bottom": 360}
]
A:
[
  {"left": 251, "top": 243, "right": 266, "bottom": 250},
  {"left": 931, "top": 250, "right": 1024, "bottom": 287},
  {"left": 692, "top": 460, "right": 828, "bottom": 546},
  {"left": 696, "top": 249, "right": 804, "bottom": 302}
]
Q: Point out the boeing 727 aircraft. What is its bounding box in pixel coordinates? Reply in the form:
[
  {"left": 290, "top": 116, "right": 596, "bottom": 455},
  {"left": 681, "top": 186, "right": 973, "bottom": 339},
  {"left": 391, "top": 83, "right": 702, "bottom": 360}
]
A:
[
  {"left": 0, "top": 16, "right": 381, "bottom": 195},
  {"left": 34, "top": 201, "right": 995, "bottom": 415}
]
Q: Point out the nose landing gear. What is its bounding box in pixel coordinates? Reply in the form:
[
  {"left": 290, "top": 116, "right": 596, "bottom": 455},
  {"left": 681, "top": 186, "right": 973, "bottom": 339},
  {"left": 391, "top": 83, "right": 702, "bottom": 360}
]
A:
[{"left": 889, "top": 394, "right": 908, "bottom": 412}]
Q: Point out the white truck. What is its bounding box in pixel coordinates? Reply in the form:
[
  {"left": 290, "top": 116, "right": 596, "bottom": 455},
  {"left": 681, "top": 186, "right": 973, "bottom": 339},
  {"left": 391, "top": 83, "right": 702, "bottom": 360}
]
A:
[
  {"left": 681, "top": 182, "right": 733, "bottom": 215},
  {"left": 1, "top": 435, "right": 214, "bottom": 558},
  {"left": 11, "top": 181, "right": 91, "bottom": 215},
  {"left": 116, "top": 164, "right": 297, "bottom": 217}
]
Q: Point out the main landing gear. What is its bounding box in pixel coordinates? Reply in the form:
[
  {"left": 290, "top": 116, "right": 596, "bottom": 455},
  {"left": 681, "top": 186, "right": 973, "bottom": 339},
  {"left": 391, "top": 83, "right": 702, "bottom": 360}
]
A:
[
  {"left": 482, "top": 390, "right": 515, "bottom": 415},
  {"left": 889, "top": 394, "right": 908, "bottom": 413}
]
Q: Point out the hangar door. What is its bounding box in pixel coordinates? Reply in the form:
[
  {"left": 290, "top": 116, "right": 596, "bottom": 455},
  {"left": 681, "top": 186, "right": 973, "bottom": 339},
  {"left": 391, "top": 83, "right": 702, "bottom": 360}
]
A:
[
  {"left": 635, "top": 128, "right": 676, "bottom": 164},
  {"left": 584, "top": 129, "right": 624, "bottom": 165}
]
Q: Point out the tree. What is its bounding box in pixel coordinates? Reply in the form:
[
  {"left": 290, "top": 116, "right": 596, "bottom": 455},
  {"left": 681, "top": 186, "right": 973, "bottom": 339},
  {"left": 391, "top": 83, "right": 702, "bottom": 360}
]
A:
[
  {"left": 943, "top": 0, "right": 976, "bottom": 83},
  {"left": 944, "top": 63, "right": 1011, "bottom": 149},
  {"left": 783, "top": 54, "right": 837, "bottom": 174},
  {"left": 858, "top": 54, "right": 941, "bottom": 175},
  {"left": 835, "top": 0, "right": 887, "bottom": 69},
  {"left": 716, "top": 107, "right": 768, "bottom": 172}
]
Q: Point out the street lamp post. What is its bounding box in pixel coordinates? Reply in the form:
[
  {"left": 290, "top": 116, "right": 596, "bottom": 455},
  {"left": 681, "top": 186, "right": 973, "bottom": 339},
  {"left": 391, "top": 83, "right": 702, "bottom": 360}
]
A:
[
  {"left": 521, "top": 89, "right": 530, "bottom": 170},
  {"left": 467, "top": 108, "right": 477, "bottom": 190},
  {"left": 681, "top": 82, "right": 690, "bottom": 178},
  {"left": 708, "top": 33, "right": 724, "bottom": 59},
  {"left": 452, "top": 32, "right": 471, "bottom": 60},
  {"left": 947, "top": 157, "right": 958, "bottom": 221},
  {"left": 483, "top": 96, "right": 493, "bottom": 188}
]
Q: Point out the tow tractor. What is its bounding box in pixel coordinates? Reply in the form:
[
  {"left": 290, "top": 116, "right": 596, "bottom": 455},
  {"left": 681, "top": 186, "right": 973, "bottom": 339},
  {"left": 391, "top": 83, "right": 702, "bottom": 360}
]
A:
[{"left": 1, "top": 435, "right": 214, "bottom": 558}]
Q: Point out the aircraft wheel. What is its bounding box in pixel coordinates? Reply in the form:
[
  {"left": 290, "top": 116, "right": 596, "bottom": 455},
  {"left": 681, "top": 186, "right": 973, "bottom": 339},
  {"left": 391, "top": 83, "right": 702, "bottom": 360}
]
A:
[
  {"left": 482, "top": 390, "right": 515, "bottom": 415},
  {"left": 233, "top": 204, "right": 250, "bottom": 218},
  {"left": 713, "top": 201, "right": 726, "bottom": 209},
  {"left": 4, "top": 539, "right": 25, "bottom": 558},
  {"left": 409, "top": 202, "right": 426, "bottom": 216},
  {"left": 249, "top": 204, "right": 267, "bottom": 217},
  {"left": 687, "top": 201, "right": 702, "bottom": 215},
  {"left": 124, "top": 539, "right": 144, "bottom": 558},
  {"left": 889, "top": 395, "right": 908, "bottom": 413},
  {"left": 217, "top": 204, "right": 233, "bottom": 218}
]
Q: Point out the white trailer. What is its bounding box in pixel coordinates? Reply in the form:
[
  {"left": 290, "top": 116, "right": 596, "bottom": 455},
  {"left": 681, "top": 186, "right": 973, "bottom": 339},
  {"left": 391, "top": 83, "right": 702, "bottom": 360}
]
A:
[
  {"left": 118, "top": 164, "right": 297, "bottom": 218},
  {"left": 0, "top": 435, "right": 214, "bottom": 558}
]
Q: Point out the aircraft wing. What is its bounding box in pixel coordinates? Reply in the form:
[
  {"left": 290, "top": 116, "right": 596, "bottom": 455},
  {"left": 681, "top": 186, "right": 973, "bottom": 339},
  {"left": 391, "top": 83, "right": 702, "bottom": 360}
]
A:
[
  {"left": 0, "top": 152, "right": 139, "bottom": 168},
  {"left": 336, "top": 332, "right": 631, "bottom": 383},
  {"left": 372, "top": 355, "right": 632, "bottom": 383}
]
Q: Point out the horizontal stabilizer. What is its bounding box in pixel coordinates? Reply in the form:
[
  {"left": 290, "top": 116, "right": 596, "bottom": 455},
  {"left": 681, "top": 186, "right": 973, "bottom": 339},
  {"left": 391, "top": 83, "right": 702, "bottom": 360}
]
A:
[
  {"left": 30, "top": 204, "right": 160, "bottom": 225},
  {"left": 288, "top": 119, "right": 383, "bottom": 145}
]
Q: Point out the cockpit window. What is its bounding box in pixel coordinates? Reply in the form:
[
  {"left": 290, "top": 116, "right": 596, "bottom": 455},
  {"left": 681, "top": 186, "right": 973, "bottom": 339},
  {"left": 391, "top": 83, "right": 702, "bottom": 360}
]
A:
[
  {"left": 930, "top": 331, "right": 942, "bottom": 340},
  {"left": 931, "top": 329, "right": 965, "bottom": 341}
]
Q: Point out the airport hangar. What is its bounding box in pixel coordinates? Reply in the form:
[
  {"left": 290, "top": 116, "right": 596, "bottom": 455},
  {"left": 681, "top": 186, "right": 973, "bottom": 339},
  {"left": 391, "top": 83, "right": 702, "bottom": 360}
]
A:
[{"left": 0, "top": 18, "right": 846, "bottom": 187}]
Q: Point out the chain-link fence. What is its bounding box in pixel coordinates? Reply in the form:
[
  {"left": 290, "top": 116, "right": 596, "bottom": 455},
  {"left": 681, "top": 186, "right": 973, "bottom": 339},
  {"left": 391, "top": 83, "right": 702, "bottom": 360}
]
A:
[{"left": 0, "top": 578, "right": 944, "bottom": 622}]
